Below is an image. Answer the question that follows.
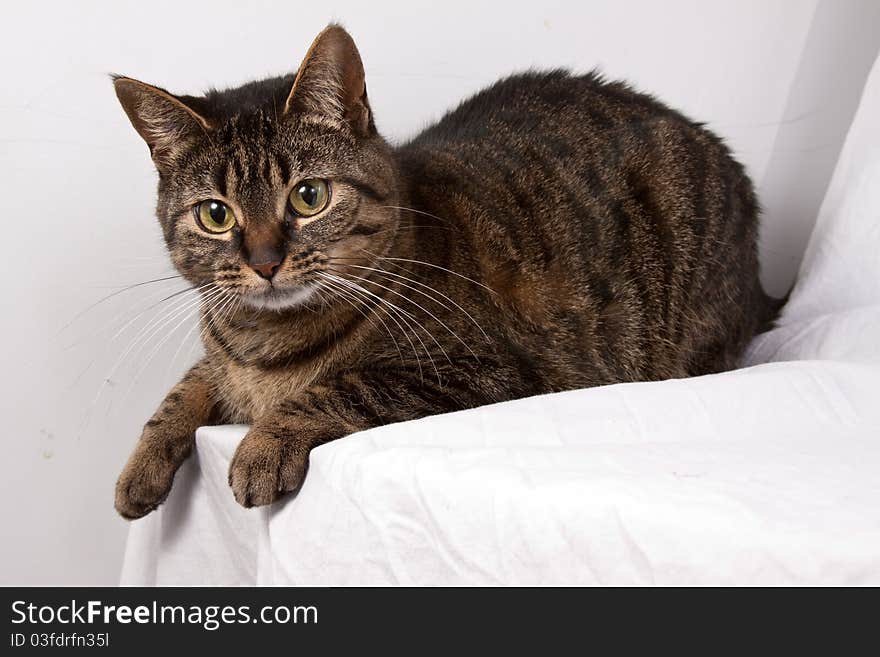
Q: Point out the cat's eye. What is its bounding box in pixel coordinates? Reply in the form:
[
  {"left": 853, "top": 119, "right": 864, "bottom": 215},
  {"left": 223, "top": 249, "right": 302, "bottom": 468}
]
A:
[
  {"left": 288, "top": 178, "right": 330, "bottom": 217},
  {"left": 195, "top": 200, "right": 236, "bottom": 234}
]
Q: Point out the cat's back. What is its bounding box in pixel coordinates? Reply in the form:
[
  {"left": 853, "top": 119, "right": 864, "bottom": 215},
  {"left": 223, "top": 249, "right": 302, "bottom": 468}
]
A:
[
  {"left": 394, "top": 69, "right": 740, "bottom": 226},
  {"left": 394, "top": 69, "right": 767, "bottom": 383},
  {"left": 399, "top": 69, "right": 699, "bottom": 155}
]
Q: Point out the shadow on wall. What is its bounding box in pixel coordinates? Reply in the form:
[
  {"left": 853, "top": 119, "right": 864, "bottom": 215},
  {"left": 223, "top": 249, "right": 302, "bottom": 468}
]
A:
[{"left": 758, "top": 0, "right": 880, "bottom": 297}]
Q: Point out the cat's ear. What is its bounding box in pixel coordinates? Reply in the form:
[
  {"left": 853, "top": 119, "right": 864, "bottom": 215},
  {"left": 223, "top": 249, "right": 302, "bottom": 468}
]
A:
[
  {"left": 284, "top": 24, "right": 374, "bottom": 137},
  {"left": 113, "top": 76, "right": 211, "bottom": 166}
]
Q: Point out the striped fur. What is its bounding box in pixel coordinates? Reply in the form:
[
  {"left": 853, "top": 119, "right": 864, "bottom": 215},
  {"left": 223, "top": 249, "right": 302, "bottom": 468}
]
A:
[{"left": 113, "top": 25, "right": 779, "bottom": 517}]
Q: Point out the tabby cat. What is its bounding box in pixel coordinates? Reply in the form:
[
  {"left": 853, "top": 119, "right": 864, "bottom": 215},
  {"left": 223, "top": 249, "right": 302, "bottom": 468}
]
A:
[{"left": 113, "top": 24, "right": 780, "bottom": 518}]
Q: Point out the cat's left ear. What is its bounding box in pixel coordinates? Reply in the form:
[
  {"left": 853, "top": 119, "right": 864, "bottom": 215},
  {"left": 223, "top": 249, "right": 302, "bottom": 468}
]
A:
[
  {"left": 284, "top": 24, "right": 375, "bottom": 137},
  {"left": 113, "top": 76, "right": 212, "bottom": 167}
]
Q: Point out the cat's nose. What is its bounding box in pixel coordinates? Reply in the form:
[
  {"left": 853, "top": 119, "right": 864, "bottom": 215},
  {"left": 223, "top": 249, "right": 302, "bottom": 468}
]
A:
[
  {"left": 243, "top": 225, "right": 285, "bottom": 280},
  {"left": 250, "top": 259, "right": 282, "bottom": 280}
]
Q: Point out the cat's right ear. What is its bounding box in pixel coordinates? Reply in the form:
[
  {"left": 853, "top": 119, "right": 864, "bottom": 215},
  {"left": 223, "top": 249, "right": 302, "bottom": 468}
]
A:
[
  {"left": 113, "top": 76, "right": 211, "bottom": 167},
  {"left": 284, "top": 25, "right": 374, "bottom": 137}
]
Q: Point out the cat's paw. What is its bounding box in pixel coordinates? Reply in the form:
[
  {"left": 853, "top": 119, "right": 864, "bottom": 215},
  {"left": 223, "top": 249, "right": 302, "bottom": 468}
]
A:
[
  {"left": 228, "top": 430, "right": 306, "bottom": 508},
  {"left": 114, "top": 443, "right": 177, "bottom": 520}
]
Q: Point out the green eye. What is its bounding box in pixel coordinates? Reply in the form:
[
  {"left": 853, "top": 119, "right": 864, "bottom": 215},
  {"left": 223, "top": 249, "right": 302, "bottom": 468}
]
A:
[
  {"left": 288, "top": 178, "right": 330, "bottom": 217},
  {"left": 195, "top": 200, "right": 236, "bottom": 233}
]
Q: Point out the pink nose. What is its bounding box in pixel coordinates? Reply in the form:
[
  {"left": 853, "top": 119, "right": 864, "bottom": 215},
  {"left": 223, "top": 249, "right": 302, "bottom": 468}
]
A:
[{"left": 250, "top": 259, "right": 282, "bottom": 280}]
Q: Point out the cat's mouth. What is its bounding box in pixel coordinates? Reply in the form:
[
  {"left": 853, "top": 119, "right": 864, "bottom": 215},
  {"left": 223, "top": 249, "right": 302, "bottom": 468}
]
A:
[{"left": 239, "top": 283, "right": 317, "bottom": 311}]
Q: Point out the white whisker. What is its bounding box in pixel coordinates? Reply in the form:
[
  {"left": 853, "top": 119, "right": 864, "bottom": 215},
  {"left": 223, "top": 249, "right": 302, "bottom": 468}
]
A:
[
  {"left": 321, "top": 272, "right": 442, "bottom": 384},
  {"left": 315, "top": 279, "right": 405, "bottom": 365},
  {"left": 66, "top": 283, "right": 200, "bottom": 389},
  {"left": 367, "top": 252, "right": 497, "bottom": 295},
  {"left": 336, "top": 270, "right": 477, "bottom": 362},
  {"left": 378, "top": 205, "right": 450, "bottom": 225},
  {"left": 58, "top": 274, "right": 184, "bottom": 335},
  {"left": 78, "top": 282, "right": 218, "bottom": 436},
  {"left": 199, "top": 288, "right": 239, "bottom": 345},
  {"left": 339, "top": 263, "right": 490, "bottom": 341},
  {"left": 320, "top": 273, "right": 431, "bottom": 382},
  {"left": 115, "top": 285, "right": 228, "bottom": 412}
]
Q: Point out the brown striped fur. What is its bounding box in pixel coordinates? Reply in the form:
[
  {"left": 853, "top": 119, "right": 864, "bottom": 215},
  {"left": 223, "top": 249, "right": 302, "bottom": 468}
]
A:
[{"left": 113, "top": 25, "right": 779, "bottom": 518}]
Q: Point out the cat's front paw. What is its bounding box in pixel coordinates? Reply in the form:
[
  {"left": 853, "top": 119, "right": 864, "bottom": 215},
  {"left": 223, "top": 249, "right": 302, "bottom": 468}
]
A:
[
  {"left": 228, "top": 430, "right": 306, "bottom": 508},
  {"left": 114, "top": 442, "right": 178, "bottom": 519}
]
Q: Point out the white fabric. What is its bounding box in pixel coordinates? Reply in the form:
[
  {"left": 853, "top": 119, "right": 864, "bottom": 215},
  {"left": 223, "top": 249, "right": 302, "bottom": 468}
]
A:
[{"left": 121, "top": 55, "right": 880, "bottom": 586}]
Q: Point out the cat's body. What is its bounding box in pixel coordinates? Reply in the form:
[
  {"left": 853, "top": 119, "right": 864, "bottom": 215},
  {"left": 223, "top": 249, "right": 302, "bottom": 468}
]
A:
[{"left": 113, "top": 26, "right": 779, "bottom": 518}]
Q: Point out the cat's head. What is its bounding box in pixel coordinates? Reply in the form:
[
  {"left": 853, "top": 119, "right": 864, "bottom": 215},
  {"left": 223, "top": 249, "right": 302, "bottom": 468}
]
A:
[{"left": 114, "top": 25, "right": 398, "bottom": 311}]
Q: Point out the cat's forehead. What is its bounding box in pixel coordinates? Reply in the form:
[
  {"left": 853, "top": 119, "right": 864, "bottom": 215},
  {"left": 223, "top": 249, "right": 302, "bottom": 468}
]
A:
[
  {"left": 164, "top": 115, "right": 352, "bottom": 218},
  {"left": 214, "top": 110, "right": 288, "bottom": 152},
  {"left": 209, "top": 111, "right": 347, "bottom": 170}
]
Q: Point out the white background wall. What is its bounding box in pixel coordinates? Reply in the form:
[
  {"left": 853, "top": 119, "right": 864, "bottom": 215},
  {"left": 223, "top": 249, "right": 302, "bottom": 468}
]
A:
[{"left": 1, "top": 0, "right": 877, "bottom": 585}]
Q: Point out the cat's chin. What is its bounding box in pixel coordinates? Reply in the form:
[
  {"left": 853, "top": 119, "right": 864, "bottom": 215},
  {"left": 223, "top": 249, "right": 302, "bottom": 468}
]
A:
[{"left": 240, "top": 284, "right": 317, "bottom": 312}]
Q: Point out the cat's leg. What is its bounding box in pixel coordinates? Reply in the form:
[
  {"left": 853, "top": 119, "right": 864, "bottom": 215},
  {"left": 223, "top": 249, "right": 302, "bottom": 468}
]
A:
[
  {"left": 228, "top": 367, "right": 485, "bottom": 508},
  {"left": 115, "top": 360, "right": 217, "bottom": 519}
]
